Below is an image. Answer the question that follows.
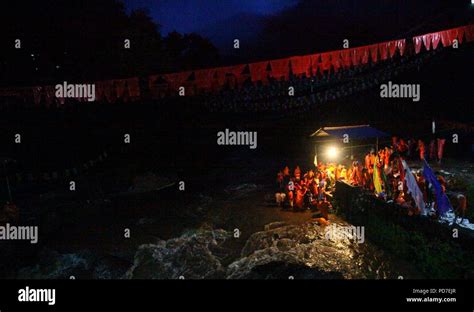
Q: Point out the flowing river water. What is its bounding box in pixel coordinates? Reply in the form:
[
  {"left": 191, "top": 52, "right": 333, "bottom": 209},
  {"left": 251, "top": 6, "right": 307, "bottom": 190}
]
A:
[{"left": 7, "top": 146, "right": 424, "bottom": 280}]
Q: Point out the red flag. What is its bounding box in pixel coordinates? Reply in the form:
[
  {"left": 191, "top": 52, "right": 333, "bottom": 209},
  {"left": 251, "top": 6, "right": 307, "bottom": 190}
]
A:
[
  {"left": 310, "top": 54, "right": 321, "bottom": 74},
  {"left": 148, "top": 75, "right": 166, "bottom": 99},
  {"left": 98, "top": 80, "right": 116, "bottom": 103},
  {"left": 369, "top": 44, "right": 379, "bottom": 63},
  {"left": 440, "top": 31, "right": 452, "bottom": 47},
  {"left": 214, "top": 65, "right": 246, "bottom": 88},
  {"left": 96, "top": 81, "right": 106, "bottom": 102},
  {"left": 448, "top": 28, "right": 460, "bottom": 45},
  {"left": 457, "top": 27, "right": 465, "bottom": 44},
  {"left": 431, "top": 32, "right": 441, "bottom": 49},
  {"left": 387, "top": 41, "right": 397, "bottom": 58},
  {"left": 330, "top": 51, "right": 342, "bottom": 72},
  {"left": 422, "top": 34, "right": 432, "bottom": 51},
  {"left": 249, "top": 61, "right": 269, "bottom": 83},
  {"left": 127, "top": 77, "right": 141, "bottom": 98},
  {"left": 194, "top": 69, "right": 213, "bottom": 90},
  {"left": 357, "top": 46, "right": 369, "bottom": 64},
  {"left": 95, "top": 81, "right": 105, "bottom": 102},
  {"left": 396, "top": 39, "right": 406, "bottom": 56},
  {"left": 350, "top": 48, "right": 360, "bottom": 66},
  {"left": 413, "top": 36, "right": 423, "bottom": 54},
  {"left": 341, "top": 49, "right": 352, "bottom": 67},
  {"left": 32, "top": 86, "right": 42, "bottom": 106},
  {"left": 270, "top": 58, "right": 290, "bottom": 80},
  {"left": 114, "top": 79, "right": 127, "bottom": 99},
  {"left": 44, "top": 85, "right": 56, "bottom": 106},
  {"left": 214, "top": 68, "right": 227, "bottom": 87},
  {"left": 290, "top": 55, "right": 312, "bottom": 76},
  {"left": 164, "top": 71, "right": 192, "bottom": 92},
  {"left": 320, "top": 52, "right": 332, "bottom": 72},
  {"left": 465, "top": 24, "right": 474, "bottom": 42},
  {"left": 378, "top": 43, "right": 388, "bottom": 61}
]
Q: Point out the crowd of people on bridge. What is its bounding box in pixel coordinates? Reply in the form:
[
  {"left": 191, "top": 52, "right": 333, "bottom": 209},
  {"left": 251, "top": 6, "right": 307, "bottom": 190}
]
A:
[{"left": 204, "top": 51, "right": 432, "bottom": 114}]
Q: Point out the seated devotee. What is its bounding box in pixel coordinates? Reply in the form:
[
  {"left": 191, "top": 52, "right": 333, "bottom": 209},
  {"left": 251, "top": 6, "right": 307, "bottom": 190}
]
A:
[
  {"left": 294, "top": 181, "right": 307, "bottom": 211},
  {"left": 362, "top": 168, "right": 372, "bottom": 190},
  {"left": 275, "top": 170, "right": 286, "bottom": 207},
  {"left": 451, "top": 193, "right": 467, "bottom": 221},
  {"left": 312, "top": 199, "right": 333, "bottom": 225},
  {"left": 275, "top": 192, "right": 286, "bottom": 207},
  {"left": 294, "top": 166, "right": 302, "bottom": 182}
]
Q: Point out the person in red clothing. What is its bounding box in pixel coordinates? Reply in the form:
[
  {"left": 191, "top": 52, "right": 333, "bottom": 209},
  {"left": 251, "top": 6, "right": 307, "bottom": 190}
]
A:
[
  {"left": 392, "top": 136, "right": 399, "bottom": 150},
  {"left": 362, "top": 168, "right": 373, "bottom": 190},
  {"left": 350, "top": 161, "right": 364, "bottom": 186},
  {"left": 310, "top": 178, "right": 319, "bottom": 198},
  {"left": 294, "top": 166, "right": 301, "bottom": 182},
  {"left": 398, "top": 139, "right": 408, "bottom": 157},
  {"left": 417, "top": 139, "right": 426, "bottom": 160},
  {"left": 275, "top": 171, "right": 286, "bottom": 207},
  {"left": 429, "top": 139, "right": 436, "bottom": 161},
  {"left": 365, "top": 149, "right": 376, "bottom": 175},
  {"left": 437, "top": 138, "right": 446, "bottom": 164},
  {"left": 294, "top": 181, "right": 306, "bottom": 211},
  {"left": 383, "top": 147, "right": 391, "bottom": 168},
  {"left": 276, "top": 171, "right": 284, "bottom": 189}
]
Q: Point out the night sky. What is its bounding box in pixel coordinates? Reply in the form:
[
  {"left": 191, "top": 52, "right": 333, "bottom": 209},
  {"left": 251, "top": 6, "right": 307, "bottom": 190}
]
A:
[{"left": 124, "top": 0, "right": 298, "bottom": 34}]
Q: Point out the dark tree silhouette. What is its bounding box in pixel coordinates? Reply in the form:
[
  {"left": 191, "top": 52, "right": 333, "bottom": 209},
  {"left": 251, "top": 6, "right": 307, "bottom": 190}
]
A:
[
  {"left": 254, "top": 0, "right": 474, "bottom": 59},
  {"left": 0, "top": 0, "right": 220, "bottom": 86}
]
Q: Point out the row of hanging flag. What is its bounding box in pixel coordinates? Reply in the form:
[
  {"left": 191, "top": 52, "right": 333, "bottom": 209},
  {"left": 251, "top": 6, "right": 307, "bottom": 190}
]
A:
[
  {"left": 150, "top": 24, "right": 473, "bottom": 94},
  {"left": 1, "top": 24, "right": 473, "bottom": 105}
]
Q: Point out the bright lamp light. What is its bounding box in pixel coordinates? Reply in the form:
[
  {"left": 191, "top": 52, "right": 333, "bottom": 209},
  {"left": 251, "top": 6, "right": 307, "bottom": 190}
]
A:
[{"left": 326, "top": 146, "right": 339, "bottom": 160}]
